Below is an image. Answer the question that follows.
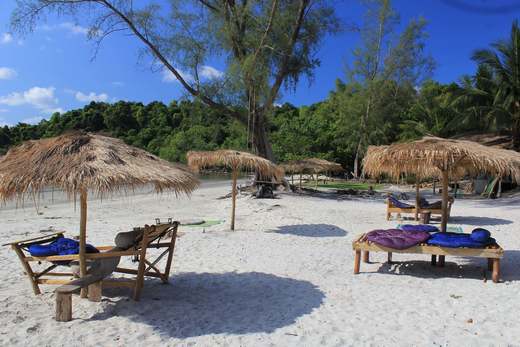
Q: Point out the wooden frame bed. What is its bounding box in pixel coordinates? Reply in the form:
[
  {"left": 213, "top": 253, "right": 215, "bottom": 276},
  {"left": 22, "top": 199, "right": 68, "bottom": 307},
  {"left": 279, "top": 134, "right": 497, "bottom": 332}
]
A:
[
  {"left": 352, "top": 233, "right": 504, "bottom": 283},
  {"left": 386, "top": 196, "right": 454, "bottom": 221}
]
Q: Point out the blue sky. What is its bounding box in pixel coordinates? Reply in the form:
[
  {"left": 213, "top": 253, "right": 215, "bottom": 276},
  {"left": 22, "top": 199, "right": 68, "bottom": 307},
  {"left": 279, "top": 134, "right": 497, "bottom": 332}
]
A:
[{"left": 0, "top": 0, "right": 519, "bottom": 126}]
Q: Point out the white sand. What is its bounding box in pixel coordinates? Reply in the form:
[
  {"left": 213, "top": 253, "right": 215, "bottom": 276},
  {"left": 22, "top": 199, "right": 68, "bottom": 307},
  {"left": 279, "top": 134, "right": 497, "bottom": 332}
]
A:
[{"left": 1, "top": 181, "right": 519, "bottom": 346}]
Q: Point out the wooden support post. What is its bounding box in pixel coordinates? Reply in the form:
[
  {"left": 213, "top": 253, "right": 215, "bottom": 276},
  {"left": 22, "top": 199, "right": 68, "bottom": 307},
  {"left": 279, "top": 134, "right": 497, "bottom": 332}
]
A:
[
  {"left": 431, "top": 255, "right": 437, "bottom": 266},
  {"left": 55, "top": 292, "right": 72, "bottom": 322},
  {"left": 163, "top": 224, "right": 178, "bottom": 283},
  {"left": 492, "top": 258, "right": 500, "bottom": 283},
  {"left": 230, "top": 168, "right": 238, "bottom": 231},
  {"left": 12, "top": 245, "right": 41, "bottom": 295},
  {"left": 362, "top": 251, "right": 369, "bottom": 263},
  {"left": 79, "top": 189, "right": 88, "bottom": 298},
  {"left": 488, "top": 258, "right": 493, "bottom": 271},
  {"left": 133, "top": 227, "right": 150, "bottom": 301},
  {"left": 354, "top": 250, "right": 361, "bottom": 274},
  {"left": 88, "top": 281, "right": 102, "bottom": 302},
  {"left": 438, "top": 170, "right": 449, "bottom": 267},
  {"left": 387, "top": 252, "right": 392, "bottom": 264},
  {"left": 438, "top": 255, "right": 445, "bottom": 267},
  {"left": 415, "top": 181, "right": 420, "bottom": 221}
]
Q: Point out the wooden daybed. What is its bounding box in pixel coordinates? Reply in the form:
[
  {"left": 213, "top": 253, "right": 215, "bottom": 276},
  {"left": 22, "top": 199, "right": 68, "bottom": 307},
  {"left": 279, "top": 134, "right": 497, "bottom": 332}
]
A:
[
  {"left": 352, "top": 233, "right": 504, "bottom": 283},
  {"left": 386, "top": 196, "right": 454, "bottom": 221},
  {"left": 7, "top": 219, "right": 179, "bottom": 321}
]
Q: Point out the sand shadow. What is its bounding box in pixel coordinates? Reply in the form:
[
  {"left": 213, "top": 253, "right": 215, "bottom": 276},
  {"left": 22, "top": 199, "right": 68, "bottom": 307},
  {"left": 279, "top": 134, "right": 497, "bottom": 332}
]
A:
[
  {"left": 90, "top": 272, "right": 324, "bottom": 337},
  {"left": 273, "top": 224, "right": 348, "bottom": 237},
  {"left": 448, "top": 216, "right": 513, "bottom": 226}
]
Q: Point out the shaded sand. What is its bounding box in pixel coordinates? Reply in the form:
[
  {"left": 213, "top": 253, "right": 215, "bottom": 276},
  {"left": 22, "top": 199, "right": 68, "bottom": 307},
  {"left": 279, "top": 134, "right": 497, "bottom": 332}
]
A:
[{"left": 1, "top": 181, "right": 520, "bottom": 346}]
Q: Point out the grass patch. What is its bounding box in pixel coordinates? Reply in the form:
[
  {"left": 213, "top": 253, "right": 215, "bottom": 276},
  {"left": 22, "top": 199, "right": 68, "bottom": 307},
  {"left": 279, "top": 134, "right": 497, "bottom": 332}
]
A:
[{"left": 303, "top": 182, "right": 383, "bottom": 190}]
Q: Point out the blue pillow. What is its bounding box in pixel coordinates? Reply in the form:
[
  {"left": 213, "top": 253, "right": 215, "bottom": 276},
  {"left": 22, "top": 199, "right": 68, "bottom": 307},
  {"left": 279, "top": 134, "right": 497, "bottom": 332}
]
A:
[
  {"left": 471, "top": 228, "right": 491, "bottom": 243},
  {"left": 28, "top": 237, "right": 98, "bottom": 257},
  {"left": 427, "top": 232, "right": 495, "bottom": 248}
]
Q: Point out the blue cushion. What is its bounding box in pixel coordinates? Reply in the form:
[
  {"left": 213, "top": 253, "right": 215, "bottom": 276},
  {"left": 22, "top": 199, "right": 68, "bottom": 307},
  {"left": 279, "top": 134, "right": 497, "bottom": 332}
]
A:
[
  {"left": 400, "top": 224, "right": 439, "bottom": 233},
  {"left": 389, "top": 196, "right": 414, "bottom": 209},
  {"left": 471, "top": 228, "right": 491, "bottom": 243},
  {"left": 28, "top": 237, "right": 98, "bottom": 257},
  {"left": 427, "top": 232, "right": 495, "bottom": 248}
]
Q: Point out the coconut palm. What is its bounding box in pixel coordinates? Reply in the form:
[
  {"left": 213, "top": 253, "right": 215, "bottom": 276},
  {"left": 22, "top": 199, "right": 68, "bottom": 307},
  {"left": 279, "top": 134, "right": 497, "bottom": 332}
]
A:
[{"left": 472, "top": 20, "right": 520, "bottom": 149}]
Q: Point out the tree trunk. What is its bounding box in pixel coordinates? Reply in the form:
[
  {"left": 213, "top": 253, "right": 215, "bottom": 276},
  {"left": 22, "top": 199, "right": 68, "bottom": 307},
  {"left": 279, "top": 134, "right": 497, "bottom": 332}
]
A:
[
  {"left": 512, "top": 116, "right": 520, "bottom": 150},
  {"left": 353, "top": 96, "right": 372, "bottom": 178},
  {"left": 251, "top": 113, "right": 274, "bottom": 160}
]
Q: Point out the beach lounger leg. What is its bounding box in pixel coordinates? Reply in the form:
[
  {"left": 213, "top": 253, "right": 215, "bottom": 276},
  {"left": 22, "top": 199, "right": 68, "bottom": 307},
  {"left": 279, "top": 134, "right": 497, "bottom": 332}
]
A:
[
  {"left": 492, "top": 258, "right": 500, "bottom": 283},
  {"left": 354, "top": 250, "right": 361, "bottom": 274},
  {"left": 431, "top": 255, "right": 437, "bottom": 266},
  {"left": 387, "top": 252, "right": 392, "bottom": 264},
  {"left": 55, "top": 292, "right": 72, "bottom": 322},
  {"left": 386, "top": 212, "right": 391, "bottom": 221},
  {"left": 438, "top": 255, "right": 445, "bottom": 267},
  {"left": 163, "top": 224, "right": 178, "bottom": 283},
  {"left": 487, "top": 258, "right": 493, "bottom": 271},
  {"left": 88, "top": 281, "right": 102, "bottom": 302},
  {"left": 362, "top": 251, "right": 370, "bottom": 263},
  {"left": 12, "top": 244, "right": 41, "bottom": 295}
]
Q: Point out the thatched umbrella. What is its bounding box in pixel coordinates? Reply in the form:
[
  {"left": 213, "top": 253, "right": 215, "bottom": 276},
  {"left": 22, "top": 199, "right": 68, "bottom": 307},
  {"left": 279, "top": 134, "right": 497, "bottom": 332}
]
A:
[
  {"left": 363, "top": 136, "right": 520, "bottom": 234},
  {"left": 280, "top": 158, "right": 343, "bottom": 187},
  {"left": 0, "top": 133, "right": 199, "bottom": 296},
  {"left": 187, "top": 149, "right": 282, "bottom": 230}
]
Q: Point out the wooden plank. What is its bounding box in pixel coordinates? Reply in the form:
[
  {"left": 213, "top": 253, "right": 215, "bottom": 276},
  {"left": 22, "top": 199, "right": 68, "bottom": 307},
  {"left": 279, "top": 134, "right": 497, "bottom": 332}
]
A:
[
  {"left": 26, "top": 249, "right": 138, "bottom": 262},
  {"left": 353, "top": 240, "right": 503, "bottom": 258},
  {"left": 55, "top": 292, "right": 72, "bottom": 322},
  {"left": 37, "top": 278, "right": 74, "bottom": 285},
  {"left": 133, "top": 226, "right": 150, "bottom": 301},
  {"left": 79, "top": 189, "right": 88, "bottom": 299},
  {"left": 114, "top": 267, "right": 163, "bottom": 279},
  {"left": 3, "top": 232, "right": 64, "bottom": 246},
  {"left": 362, "top": 251, "right": 370, "bottom": 263}
]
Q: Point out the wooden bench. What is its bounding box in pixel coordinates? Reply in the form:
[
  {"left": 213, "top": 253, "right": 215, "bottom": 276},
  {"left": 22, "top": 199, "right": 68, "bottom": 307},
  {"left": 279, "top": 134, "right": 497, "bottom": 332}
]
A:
[{"left": 352, "top": 233, "right": 504, "bottom": 283}]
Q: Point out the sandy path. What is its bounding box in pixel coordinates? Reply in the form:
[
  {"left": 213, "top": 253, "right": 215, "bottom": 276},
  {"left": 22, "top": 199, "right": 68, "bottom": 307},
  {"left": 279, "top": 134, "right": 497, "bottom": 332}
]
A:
[{"left": 0, "top": 182, "right": 519, "bottom": 346}]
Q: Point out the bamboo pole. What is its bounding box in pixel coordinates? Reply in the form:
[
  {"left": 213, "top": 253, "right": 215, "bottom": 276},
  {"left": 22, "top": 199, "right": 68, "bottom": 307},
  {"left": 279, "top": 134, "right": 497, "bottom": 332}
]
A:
[
  {"left": 230, "top": 168, "right": 238, "bottom": 231},
  {"left": 79, "top": 189, "right": 88, "bottom": 298},
  {"left": 439, "top": 170, "right": 449, "bottom": 267},
  {"left": 415, "top": 180, "right": 420, "bottom": 222}
]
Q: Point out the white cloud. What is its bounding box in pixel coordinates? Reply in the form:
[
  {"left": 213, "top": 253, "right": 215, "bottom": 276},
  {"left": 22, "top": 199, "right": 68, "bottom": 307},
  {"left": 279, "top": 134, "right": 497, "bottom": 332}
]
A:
[
  {"left": 0, "top": 86, "right": 60, "bottom": 114},
  {"left": 59, "top": 22, "right": 89, "bottom": 35},
  {"left": 1, "top": 33, "right": 13, "bottom": 44},
  {"left": 75, "top": 91, "right": 109, "bottom": 103},
  {"left": 0, "top": 67, "right": 17, "bottom": 80},
  {"left": 21, "top": 116, "right": 44, "bottom": 125},
  {"left": 161, "top": 65, "right": 223, "bottom": 84},
  {"left": 200, "top": 65, "right": 224, "bottom": 80},
  {"left": 161, "top": 67, "right": 194, "bottom": 83}
]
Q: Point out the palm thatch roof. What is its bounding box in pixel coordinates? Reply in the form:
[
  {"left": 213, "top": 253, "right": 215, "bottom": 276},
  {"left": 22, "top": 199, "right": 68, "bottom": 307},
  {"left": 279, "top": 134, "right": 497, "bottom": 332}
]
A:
[
  {"left": 280, "top": 158, "right": 344, "bottom": 174},
  {"left": 187, "top": 149, "right": 283, "bottom": 180},
  {"left": 0, "top": 132, "right": 199, "bottom": 201},
  {"left": 363, "top": 136, "right": 520, "bottom": 181}
]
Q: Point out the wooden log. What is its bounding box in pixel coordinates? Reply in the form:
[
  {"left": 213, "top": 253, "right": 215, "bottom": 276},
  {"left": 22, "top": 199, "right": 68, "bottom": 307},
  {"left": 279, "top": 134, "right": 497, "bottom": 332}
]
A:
[
  {"left": 55, "top": 292, "right": 72, "bottom": 322},
  {"left": 88, "top": 281, "right": 102, "bottom": 302},
  {"left": 362, "top": 251, "right": 370, "bottom": 263},
  {"left": 492, "top": 258, "right": 500, "bottom": 283},
  {"left": 354, "top": 250, "right": 361, "bottom": 274}
]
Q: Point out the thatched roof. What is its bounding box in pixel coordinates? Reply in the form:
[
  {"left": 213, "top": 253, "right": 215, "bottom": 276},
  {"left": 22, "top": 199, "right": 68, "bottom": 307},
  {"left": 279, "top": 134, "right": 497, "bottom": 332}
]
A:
[
  {"left": 0, "top": 133, "right": 199, "bottom": 201},
  {"left": 187, "top": 150, "right": 283, "bottom": 180},
  {"left": 280, "top": 158, "right": 343, "bottom": 174},
  {"left": 363, "top": 136, "right": 520, "bottom": 181}
]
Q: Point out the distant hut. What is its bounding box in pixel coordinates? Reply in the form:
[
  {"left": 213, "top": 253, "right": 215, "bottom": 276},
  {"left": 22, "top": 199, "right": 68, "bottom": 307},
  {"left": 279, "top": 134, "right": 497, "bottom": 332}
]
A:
[
  {"left": 280, "top": 158, "right": 343, "bottom": 188},
  {"left": 187, "top": 150, "right": 282, "bottom": 230}
]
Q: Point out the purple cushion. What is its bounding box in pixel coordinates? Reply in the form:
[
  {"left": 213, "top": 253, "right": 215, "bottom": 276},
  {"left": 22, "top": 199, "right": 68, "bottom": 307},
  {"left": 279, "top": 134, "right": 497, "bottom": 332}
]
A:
[{"left": 366, "top": 229, "right": 430, "bottom": 249}]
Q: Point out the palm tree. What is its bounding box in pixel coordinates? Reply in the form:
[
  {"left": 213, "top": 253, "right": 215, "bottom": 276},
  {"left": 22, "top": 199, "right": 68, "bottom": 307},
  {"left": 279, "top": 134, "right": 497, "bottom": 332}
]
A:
[{"left": 472, "top": 20, "right": 520, "bottom": 149}]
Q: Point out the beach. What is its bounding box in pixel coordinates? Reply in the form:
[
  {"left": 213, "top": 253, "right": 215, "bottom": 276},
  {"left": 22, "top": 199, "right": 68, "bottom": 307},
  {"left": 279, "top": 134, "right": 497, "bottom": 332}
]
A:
[{"left": 1, "top": 181, "right": 519, "bottom": 346}]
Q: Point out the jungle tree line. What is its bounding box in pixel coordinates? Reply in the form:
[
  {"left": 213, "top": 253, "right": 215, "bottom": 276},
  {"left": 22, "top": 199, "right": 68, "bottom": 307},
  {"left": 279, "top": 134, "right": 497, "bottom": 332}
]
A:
[{"left": 3, "top": 1, "right": 520, "bottom": 173}]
